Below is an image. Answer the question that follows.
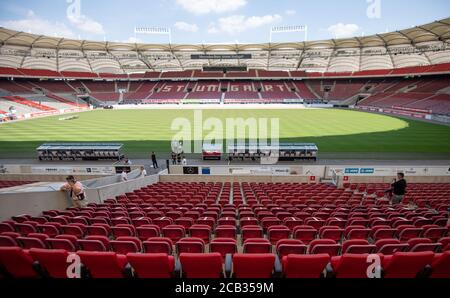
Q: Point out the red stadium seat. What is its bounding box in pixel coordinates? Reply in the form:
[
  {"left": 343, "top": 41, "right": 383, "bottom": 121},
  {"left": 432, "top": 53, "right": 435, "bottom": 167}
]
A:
[
  {"left": 189, "top": 225, "right": 211, "bottom": 243},
  {"left": 397, "top": 225, "right": 423, "bottom": 242},
  {"left": 331, "top": 254, "right": 384, "bottom": 278},
  {"left": 344, "top": 226, "right": 371, "bottom": 240},
  {"left": 46, "top": 238, "right": 76, "bottom": 252},
  {"left": 77, "top": 251, "right": 128, "bottom": 278},
  {"left": 86, "top": 225, "right": 110, "bottom": 237},
  {"left": 439, "top": 237, "right": 450, "bottom": 251},
  {"left": 210, "top": 238, "right": 237, "bottom": 257},
  {"left": 267, "top": 225, "right": 290, "bottom": 244},
  {"left": 293, "top": 226, "right": 317, "bottom": 244},
  {"left": 81, "top": 235, "right": 110, "bottom": 251},
  {"left": 215, "top": 225, "right": 237, "bottom": 239},
  {"left": 371, "top": 226, "right": 396, "bottom": 241},
  {"left": 0, "top": 247, "right": 39, "bottom": 278},
  {"left": 0, "top": 223, "right": 15, "bottom": 233},
  {"left": 383, "top": 252, "right": 434, "bottom": 278},
  {"left": 15, "top": 223, "right": 37, "bottom": 236},
  {"left": 430, "top": 252, "right": 450, "bottom": 278},
  {"left": 407, "top": 238, "right": 442, "bottom": 252},
  {"left": 126, "top": 253, "right": 175, "bottom": 278},
  {"left": 0, "top": 235, "right": 18, "bottom": 247},
  {"left": 309, "top": 239, "right": 341, "bottom": 256},
  {"left": 375, "top": 239, "right": 409, "bottom": 255},
  {"left": 27, "top": 233, "right": 49, "bottom": 242},
  {"left": 162, "top": 225, "right": 186, "bottom": 242},
  {"left": 37, "top": 224, "right": 60, "bottom": 237},
  {"left": 60, "top": 225, "right": 85, "bottom": 238},
  {"left": 342, "top": 239, "right": 376, "bottom": 254},
  {"left": 176, "top": 237, "right": 205, "bottom": 254},
  {"left": 422, "top": 225, "right": 447, "bottom": 242},
  {"left": 17, "top": 236, "right": 47, "bottom": 249},
  {"left": 110, "top": 237, "right": 142, "bottom": 254},
  {"left": 136, "top": 225, "right": 161, "bottom": 241},
  {"left": 180, "top": 253, "right": 223, "bottom": 278},
  {"left": 282, "top": 254, "right": 330, "bottom": 278},
  {"left": 232, "top": 253, "right": 276, "bottom": 278},
  {"left": 276, "top": 239, "right": 307, "bottom": 258},
  {"left": 319, "top": 226, "right": 344, "bottom": 242},
  {"left": 241, "top": 225, "right": 264, "bottom": 243},
  {"left": 240, "top": 217, "right": 258, "bottom": 227},
  {"left": 29, "top": 248, "right": 70, "bottom": 278},
  {"left": 243, "top": 238, "right": 272, "bottom": 254},
  {"left": 175, "top": 217, "right": 194, "bottom": 230},
  {"left": 111, "top": 225, "right": 135, "bottom": 238},
  {"left": 143, "top": 237, "right": 173, "bottom": 255},
  {"left": 77, "top": 239, "right": 107, "bottom": 252}
]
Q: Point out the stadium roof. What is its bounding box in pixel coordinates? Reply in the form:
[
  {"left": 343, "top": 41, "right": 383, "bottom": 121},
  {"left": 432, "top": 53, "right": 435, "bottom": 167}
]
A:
[
  {"left": 1, "top": 18, "right": 449, "bottom": 50},
  {"left": 0, "top": 18, "right": 449, "bottom": 72}
]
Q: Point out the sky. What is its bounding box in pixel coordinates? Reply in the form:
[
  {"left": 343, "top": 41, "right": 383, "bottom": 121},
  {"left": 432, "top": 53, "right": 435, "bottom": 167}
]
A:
[{"left": 0, "top": 0, "right": 448, "bottom": 44}]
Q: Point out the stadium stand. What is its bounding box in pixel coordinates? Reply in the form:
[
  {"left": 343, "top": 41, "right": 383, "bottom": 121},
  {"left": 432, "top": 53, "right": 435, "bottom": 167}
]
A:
[
  {"left": 0, "top": 181, "right": 36, "bottom": 189},
  {"left": 0, "top": 59, "right": 449, "bottom": 114},
  {"left": 2, "top": 71, "right": 447, "bottom": 112},
  {"left": 0, "top": 181, "right": 448, "bottom": 278},
  {"left": 31, "top": 81, "right": 75, "bottom": 93},
  {"left": 2, "top": 96, "right": 55, "bottom": 112}
]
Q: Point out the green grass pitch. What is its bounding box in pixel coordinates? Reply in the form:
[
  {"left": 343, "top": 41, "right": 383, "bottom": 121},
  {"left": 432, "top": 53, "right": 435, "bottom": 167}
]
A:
[{"left": 0, "top": 108, "right": 450, "bottom": 158}]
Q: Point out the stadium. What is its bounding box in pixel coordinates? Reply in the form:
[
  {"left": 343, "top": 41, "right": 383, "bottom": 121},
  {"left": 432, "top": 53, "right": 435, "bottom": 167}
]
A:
[{"left": 0, "top": 0, "right": 449, "bottom": 292}]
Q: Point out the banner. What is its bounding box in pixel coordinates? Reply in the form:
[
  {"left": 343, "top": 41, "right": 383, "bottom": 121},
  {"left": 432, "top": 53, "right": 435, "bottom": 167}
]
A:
[
  {"left": 329, "top": 166, "right": 450, "bottom": 177},
  {"left": 30, "top": 166, "right": 116, "bottom": 175},
  {"left": 183, "top": 166, "right": 199, "bottom": 175}
]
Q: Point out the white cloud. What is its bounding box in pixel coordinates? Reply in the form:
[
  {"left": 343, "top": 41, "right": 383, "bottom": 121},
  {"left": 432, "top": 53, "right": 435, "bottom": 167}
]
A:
[
  {"left": 176, "top": 0, "right": 247, "bottom": 14},
  {"left": 327, "top": 23, "right": 359, "bottom": 38},
  {"left": 67, "top": 14, "right": 105, "bottom": 35},
  {"left": 122, "top": 37, "right": 142, "bottom": 43},
  {"left": 174, "top": 21, "right": 199, "bottom": 32},
  {"left": 207, "top": 23, "right": 220, "bottom": 34},
  {"left": 208, "top": 14, "right": 282, "bottom": 35},
  {"left": 285, "top": 9, "right": 296, "bottom": 15},
  {"left": 0, "top": 10, "right": 75, "bottom": 38}
]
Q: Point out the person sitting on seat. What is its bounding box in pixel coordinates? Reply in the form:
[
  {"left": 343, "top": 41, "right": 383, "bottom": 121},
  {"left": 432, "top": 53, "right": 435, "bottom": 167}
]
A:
[{"left": 390, "top": 173, "right": 407, "bottom": 205}]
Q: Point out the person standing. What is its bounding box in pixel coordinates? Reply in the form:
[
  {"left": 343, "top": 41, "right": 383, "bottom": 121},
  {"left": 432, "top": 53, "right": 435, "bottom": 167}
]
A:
[
  {"left": 139, "top": 166, "right": 147, "bottom": 178},
  {"left": 182, "top": 156, "right": 187, "bottom": 165},
  {"left": 60, "top": 176, "right": 87, "bottom": 208},
  {"left": 391, "top": 173, "right": 407, "bottom": 205},
  {"left": 120, "top": 169, "right": 128, "bottom": 182},
  {"left": 151, "top": 151, "right": 159, "bottom": 168},
  {"left": 171, "top": 152, "right": 177, "bottom": 165}
]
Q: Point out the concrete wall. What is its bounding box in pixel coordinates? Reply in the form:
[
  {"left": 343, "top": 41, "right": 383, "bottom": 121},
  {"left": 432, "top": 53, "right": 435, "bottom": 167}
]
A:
[
  {"left": 0, "top": 164, "right": 144, "bottom": 182},
  {"left": 337, "top": 175, "right": 450, "bottom": 187},
  {"left": 160, "top": 174, "right": 310, "bottom": 183},
  {"left": 161, "top": 173, "right": 450, "bottom": 185},
  {"left": 0, "top": 190, "right": 71, "bottom": 221},
  {"left": 0, "top": 173, "right": 160, "bottom": 221},
  {"left": 0, "top": 174, "right": 108, "bottom": 182}
]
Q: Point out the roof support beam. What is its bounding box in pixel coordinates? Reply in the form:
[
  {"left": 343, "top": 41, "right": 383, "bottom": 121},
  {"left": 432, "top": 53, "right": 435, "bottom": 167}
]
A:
[{"left": 376, "top": 34, "right": 396, "bottom": 68}]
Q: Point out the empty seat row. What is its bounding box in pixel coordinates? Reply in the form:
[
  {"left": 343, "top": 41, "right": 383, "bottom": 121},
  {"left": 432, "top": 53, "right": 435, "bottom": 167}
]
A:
[
  {"left": 2, "top": 231, "right": 449, "bottom": 257},
  {"left": 1, "top": 247, "right": 449, "bottom": 279}
]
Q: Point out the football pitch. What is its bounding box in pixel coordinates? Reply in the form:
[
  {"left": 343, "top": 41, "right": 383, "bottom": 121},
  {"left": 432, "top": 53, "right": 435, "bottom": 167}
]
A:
[{"left": 1, "top": 108, "right": 450, "bottom": 159}]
